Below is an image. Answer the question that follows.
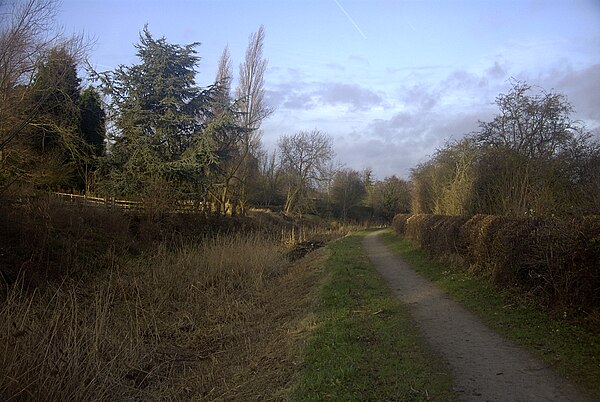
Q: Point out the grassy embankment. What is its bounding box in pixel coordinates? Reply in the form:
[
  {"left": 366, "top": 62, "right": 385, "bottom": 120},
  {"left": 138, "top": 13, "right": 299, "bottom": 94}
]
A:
[
  {"left": 0, "top": 196, "right": 340, "bottom": 400},
  {"left": 0, "top": 198, "right": 470, "bottom": 400},
  {"left": 293, "top": 232, "right": 456, "bottom": 401},
  {"left": 381, "top": 230, "right": 600, "bottom": 400}
]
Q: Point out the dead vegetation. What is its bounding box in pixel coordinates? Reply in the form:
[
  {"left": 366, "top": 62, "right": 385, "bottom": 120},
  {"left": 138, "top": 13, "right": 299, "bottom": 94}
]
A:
[
  {"left": 0, "top": 195, "right": 335, "bottom": 400},
  {"left": 392, "top": 213, "right": 600, "bottom": 329}
]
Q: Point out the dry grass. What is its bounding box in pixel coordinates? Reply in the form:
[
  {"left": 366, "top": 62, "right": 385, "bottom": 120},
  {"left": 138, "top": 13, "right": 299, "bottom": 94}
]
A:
[
  {"left": 393, "top": 213, "right": 600, "bottom": 327},
  {"left": 0, "top": 230, "right": 330, "bottom": 401}
]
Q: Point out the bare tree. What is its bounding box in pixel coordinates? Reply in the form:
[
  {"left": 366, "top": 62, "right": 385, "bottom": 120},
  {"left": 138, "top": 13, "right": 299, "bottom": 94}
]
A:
[
  {"left": 214, "top": 45, "right": 232, "bottom": 109},
  {"left": 233, "top": 25, "right": 272, "bottom": 213},
  {"left": 278, "top": 129, "right": 334, "bottom": 214},
  {"left": 475, "top": 80, "right": 585, "bottom": 159},
  {"left": 331, "top": 168, "right": 366, "bottom": 221},
  {"left": 236, "top": 25, "right": 271, "bottom": 133}
]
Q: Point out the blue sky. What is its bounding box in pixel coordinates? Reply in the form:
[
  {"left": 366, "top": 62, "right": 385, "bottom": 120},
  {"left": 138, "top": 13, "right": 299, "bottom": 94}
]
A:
[{"left": 58, "top": 0, "right": 600, "bottom": 179}]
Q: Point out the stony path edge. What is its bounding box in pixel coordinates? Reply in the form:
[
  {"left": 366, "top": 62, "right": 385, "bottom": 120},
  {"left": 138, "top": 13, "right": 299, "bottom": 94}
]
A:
[{"left": 362, "top": 230, "right": 590, "bottom": 402}]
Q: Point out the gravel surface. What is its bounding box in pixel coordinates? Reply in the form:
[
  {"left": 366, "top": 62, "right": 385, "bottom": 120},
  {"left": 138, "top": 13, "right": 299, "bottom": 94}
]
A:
[{"left": 363, "top": 231, "right": 590, "bottom": 402}]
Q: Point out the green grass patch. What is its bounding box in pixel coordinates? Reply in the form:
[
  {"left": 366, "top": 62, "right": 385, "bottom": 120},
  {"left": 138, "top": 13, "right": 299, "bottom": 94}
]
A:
[
  {"left": 293, "top": 233, "right": 456, "bottom": 401},
  {"left": 381, "top": 230, "right": 600, "bottom": 399}
]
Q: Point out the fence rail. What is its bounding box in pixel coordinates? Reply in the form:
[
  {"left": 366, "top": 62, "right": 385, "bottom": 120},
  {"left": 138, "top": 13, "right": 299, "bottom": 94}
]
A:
[{"left": 52, "top": 192, "right": 201, "bottom": 212}]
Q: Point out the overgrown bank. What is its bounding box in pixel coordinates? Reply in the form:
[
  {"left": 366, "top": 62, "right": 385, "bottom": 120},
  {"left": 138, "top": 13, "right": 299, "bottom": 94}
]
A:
[
  {"left": 0, "top": 194, "right": 347, "bottom": 400},
  {"left": 0, "top": 213, "right": 334, "bottom": 400}
]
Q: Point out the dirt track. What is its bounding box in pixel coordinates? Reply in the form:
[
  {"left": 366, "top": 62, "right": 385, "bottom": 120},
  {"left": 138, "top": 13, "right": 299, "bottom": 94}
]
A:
[{"left": 363, "top": 231, "right": 590, "bottom": 402}]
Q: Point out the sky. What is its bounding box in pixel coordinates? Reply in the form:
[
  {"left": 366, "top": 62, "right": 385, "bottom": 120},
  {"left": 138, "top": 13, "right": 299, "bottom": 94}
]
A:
[{"left": 57, "top": 0, "right": 600, "bottom": 179}]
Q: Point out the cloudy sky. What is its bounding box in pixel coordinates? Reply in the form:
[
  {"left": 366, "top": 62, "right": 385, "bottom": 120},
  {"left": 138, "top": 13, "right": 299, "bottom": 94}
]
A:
[{"left": 58, "top": 0, "right": 600, "bottom": 179}]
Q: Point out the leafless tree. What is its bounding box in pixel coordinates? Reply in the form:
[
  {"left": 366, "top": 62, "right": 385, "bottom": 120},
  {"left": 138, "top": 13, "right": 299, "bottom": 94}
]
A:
[
  {"left": 236, "top": 24, "right": 271, "bottom": 134},
  {"left": 475, "top": 80, "right": 585, "bottom": 159},
  {"left": 331, "top": 168, "right": 366, "bottom": 221},
  {"left": 278, "top": 129, "right": 334, "bottom": 214},
  {"left": 214, "top": 45, "right": 232, "bottom": 109},
  {"left": 233, "top": 25, "right": 273, "bottom": 213}
]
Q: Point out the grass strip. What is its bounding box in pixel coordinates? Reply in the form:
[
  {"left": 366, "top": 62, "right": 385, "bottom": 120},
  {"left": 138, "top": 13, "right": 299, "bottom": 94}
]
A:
[
  {"left": 381, "top": 230, "right": 600, "bottom": 399},
  {"left": 293, "top": 233, "right": 456, "bottom": 401}
]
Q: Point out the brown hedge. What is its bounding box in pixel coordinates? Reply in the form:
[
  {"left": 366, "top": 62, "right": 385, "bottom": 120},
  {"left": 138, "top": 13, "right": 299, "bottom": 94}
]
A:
[
  {"left": 391, "top": 213, "right": 411, "bottom": 235},
  {"left": 392, "top": 213, "right": 600, "bottom": 312}
]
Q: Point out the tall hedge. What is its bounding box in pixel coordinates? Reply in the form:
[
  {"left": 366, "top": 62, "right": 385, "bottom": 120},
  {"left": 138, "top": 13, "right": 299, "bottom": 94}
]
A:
[{"left": 392, "top": 213, "right": 600, "bottom": 313}]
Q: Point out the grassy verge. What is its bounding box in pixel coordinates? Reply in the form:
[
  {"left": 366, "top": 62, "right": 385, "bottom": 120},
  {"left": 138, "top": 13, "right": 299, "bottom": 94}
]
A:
[
  {"left": 381, "top": 230, "right": 600, "bottom": 399},
  {"left": 293, "top": 233, "right": 456, "bottom": 401}
]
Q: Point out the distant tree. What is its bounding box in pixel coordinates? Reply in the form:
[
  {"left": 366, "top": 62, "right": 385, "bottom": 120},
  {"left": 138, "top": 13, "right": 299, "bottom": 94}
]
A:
[
  {"left": 331, "top": 168, "right": 366, "bottom": 221},
  {"left": 373, "top": 176, "right": 411, "bottom": 220},
  {"left": 251, "top": 147, "right": 283, "bottom": 207},
  {"left": 278, "top": 129, "right": 334, "bottom": 214}
]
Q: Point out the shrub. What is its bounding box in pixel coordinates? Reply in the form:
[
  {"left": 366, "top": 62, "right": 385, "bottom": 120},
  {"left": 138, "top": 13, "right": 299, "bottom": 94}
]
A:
[
  {"left": 394, "top": 213, "right": 600, "bottom": 315},
  {"left": 391, "top": 213, "right": 411, "bottom": 235},
  {"left": 428, "top": 216, "right": 469, "bottom": 258}
]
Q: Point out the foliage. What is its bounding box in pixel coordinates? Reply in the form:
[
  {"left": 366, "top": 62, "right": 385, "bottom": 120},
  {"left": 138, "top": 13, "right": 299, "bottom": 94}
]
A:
[
  {"left": 0, "top": 0, "right": 90, "bottom": 192},
  {"left": 79, "top": 86, "right": 105, "bottom": 156},
  {"left": 97, "top": 27, "right": 227, "bottom": 204},
  {"left": 411, "top": 81, "right": 599, "bottom": 216},
  {"left": 1, "top": 45, "right": 96, "bottom": 190}
]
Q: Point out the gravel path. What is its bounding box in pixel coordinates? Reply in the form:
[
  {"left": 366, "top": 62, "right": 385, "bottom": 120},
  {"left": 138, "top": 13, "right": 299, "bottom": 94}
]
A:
[{"left": 363, "top": 231, "right": 590, "bottom": 402}]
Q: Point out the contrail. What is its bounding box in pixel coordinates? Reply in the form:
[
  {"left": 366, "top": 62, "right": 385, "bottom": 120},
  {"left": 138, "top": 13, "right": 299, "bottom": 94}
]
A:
[{"left": 332, "top": 0, "right": 367, "bottom": 39}]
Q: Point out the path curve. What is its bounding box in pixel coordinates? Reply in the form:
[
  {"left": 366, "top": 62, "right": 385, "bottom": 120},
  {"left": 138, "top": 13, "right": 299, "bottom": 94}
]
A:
[{"left": 363, "top": 231, "right": 589, "bottom": 402}]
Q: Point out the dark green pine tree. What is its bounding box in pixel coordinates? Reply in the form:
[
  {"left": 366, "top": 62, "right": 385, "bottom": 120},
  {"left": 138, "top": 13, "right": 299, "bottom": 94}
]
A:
[
  {"left": 103, "top": 26, "right": 223, "bottom": 198},
  {"left": 25, "top": 46, "right": 85, "bottom": 189},
  {"left": 31, "top": 46, "right": 81, "bottom": 153},
  {"left": 79, "top": 86, "right": 106, "bottom": 156}
]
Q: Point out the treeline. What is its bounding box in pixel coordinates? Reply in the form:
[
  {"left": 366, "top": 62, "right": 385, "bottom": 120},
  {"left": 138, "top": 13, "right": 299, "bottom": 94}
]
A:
[
  {"left": 411, "top": 81, "right": 600, "bottom": 217},
  {"left": 0, "top": 0, "right": 408, "bottom": 222}
]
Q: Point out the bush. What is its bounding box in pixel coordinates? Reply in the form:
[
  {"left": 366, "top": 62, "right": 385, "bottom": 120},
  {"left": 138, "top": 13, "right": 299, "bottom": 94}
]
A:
[
  {"left": 0, "top": 196, "right": 132, "bottom": 287},
  {"left": 391, "top": 213, "right": 600, "bottom": 315},
  {"left": 391, "top": 213, "right": 411, "bottom": 234}
]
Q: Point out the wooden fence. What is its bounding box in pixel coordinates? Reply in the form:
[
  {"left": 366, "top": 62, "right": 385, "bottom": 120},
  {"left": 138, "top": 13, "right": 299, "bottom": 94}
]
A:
[{"left": 52, "top": 192, "right": 200, "bottom": 212}]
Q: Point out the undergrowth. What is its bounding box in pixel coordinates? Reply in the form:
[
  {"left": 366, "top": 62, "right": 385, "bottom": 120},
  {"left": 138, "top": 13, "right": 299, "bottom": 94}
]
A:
[{"left": 0, "top": 195, "right": 339, "bottom": 400}]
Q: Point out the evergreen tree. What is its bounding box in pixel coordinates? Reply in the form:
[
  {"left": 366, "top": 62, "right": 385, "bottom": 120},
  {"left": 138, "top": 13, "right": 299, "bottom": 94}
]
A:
[
  {"left": 20, "top": 46, "right": 86, "bottom": 189},
  {"left": 79, "top": 86, "right": 105, "bottom": 156},
  {"left": 101, "top": 26, "right": 221, "bottom": 200},
  {"left": 31, "top": 46, "right": 81, "bottom": 153}
]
